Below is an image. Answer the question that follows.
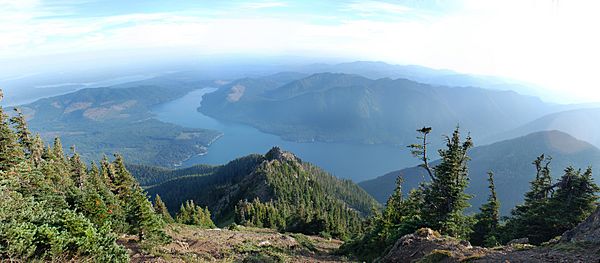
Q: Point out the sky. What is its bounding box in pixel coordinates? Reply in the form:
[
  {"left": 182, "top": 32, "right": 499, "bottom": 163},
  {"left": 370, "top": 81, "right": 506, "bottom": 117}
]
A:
[{"left": 1, "top": 0, "right": 599, "bottom": 103}]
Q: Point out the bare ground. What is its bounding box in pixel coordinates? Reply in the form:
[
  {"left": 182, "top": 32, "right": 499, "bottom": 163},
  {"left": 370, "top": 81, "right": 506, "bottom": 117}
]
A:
[{"left": 120, "top": 225, "right": 356, "bottom": 263}]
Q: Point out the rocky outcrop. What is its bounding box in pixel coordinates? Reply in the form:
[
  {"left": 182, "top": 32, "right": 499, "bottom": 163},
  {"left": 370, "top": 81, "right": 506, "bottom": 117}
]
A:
[
  {"left": 561, "top": 206, "right": 600, "bottom": 243},
  {"left": 378, "top": 228, "right": 488, "bottom": 263},
  {"left": 265, "top": 146, "right": 300, "bottom": 163}
]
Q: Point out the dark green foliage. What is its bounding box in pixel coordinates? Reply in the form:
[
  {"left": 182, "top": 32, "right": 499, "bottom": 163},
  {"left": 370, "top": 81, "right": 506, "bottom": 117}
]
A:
[
  {"left": 470, "top": 172, "right": 500, "bottom": 247},
  {"left": 127, "top": 163, "right": 218, "bottom": 186},
  {"left": 360, "top": 130, "right": 600, "bottom": 216},
  {"left": 176, "top": 200, "right": 216, "bottom": 228},
  {"left": 154, "top": 194, "right": 174, "bottom": 223},
  {"left": 419, "top": 127, "right": 474, "bottom": 239},
  {"left": 342, "top": 127, "right": 473, "bottom": 260},
  {"left": 0, "top": 91, "right": 169, "bottom": 261},
  {"left": 503, "top": 157, "right": 600, "bottom": 244},
  {"left": 147, "top": 147, "right": 379, "bottom": 239}
]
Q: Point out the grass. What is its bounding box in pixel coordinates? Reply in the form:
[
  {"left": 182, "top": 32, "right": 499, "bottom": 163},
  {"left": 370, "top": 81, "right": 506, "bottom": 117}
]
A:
[{"left": 291, "top": 233, "right": 318, "bottom": 252}]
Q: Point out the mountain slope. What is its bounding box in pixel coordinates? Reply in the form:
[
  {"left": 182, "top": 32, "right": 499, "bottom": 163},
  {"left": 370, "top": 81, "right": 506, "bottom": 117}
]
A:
[
  {"left": 18, "top": 85, "right": 222, "bottom": 166},
  {"left": 200, "top": 73, "right": 557, "bottom": 146},
  {"left": 490, "top": 108, "right": 600, "bottom": 148},
  {"left": 145, "top": 147, "right": 379, "bottom": 237},
  {"left": 294, "top": 61, "right": 546, "bottom": 98},
  {"left": 359, "top": 131, "right": 600, "bottom": 215}
]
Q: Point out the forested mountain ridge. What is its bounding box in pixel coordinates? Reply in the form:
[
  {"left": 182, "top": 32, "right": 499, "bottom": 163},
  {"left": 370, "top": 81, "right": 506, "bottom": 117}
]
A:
[
  {"left": 17, "top": 85, "right": 222, "bottom": 167},
  {"left": 200, "top": 72, "right": 558, "bottom": 146},
  {"left": 146, "top": 146, "right": 380, "bottom": 238},
  {"left": 359, "top": 130, "right": 600, "bottom": 215}
]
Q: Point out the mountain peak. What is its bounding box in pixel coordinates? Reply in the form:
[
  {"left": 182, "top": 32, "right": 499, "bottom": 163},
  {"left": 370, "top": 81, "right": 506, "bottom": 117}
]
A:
[{"left": 265, "top": 146, "right": 299, "bottom": 163}]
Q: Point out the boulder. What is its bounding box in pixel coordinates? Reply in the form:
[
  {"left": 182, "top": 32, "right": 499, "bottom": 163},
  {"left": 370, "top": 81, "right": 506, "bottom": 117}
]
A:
[
  {"left": 379, "top": 228, "right": 487, "bottom": 263},
  {"left": 507, "top": 237, "right": 529, "bottom": 245},
  {"left": 561, "top": 206, "right": 600, "bottom": 243}
]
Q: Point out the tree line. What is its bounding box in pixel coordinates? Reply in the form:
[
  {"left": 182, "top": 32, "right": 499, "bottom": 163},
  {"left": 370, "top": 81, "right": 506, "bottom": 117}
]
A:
[
  {"left": 342, "top": 127, "right": 599, "bottom": 261},
  {"left": 0, "top": 90, "right": 215, "bottom": 262}
]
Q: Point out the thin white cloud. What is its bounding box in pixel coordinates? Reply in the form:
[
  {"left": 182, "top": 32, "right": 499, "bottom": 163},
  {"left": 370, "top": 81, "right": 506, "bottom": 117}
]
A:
[
  {"left": 344, "top": 1, "right": 412, "bottom": 16},
  {"left": 1, "top": 0, "right": 600, "bottom": 102},
  {"left": 241, "top": 1, "right": 287, "bottom": 9}
]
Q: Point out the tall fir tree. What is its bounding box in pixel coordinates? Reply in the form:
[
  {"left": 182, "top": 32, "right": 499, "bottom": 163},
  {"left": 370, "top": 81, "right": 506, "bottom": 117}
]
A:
[
  {"left": 154, "top": 194, "right": 174, "bottom": 223},
  {"left": 547, "top": 167, "right": 599, "bottom": 237},
  {"left": 0, "top": 93, "right": 24, "bottom": 171},
  {"left": 471, "top": 171, "right": 500, "bottom": 247},
  {"left": 176, "top": 200, "right": 216, "bottom": 228},
  {"left": 418, "top": 127, "right": 474, "bottom": 238},
  {"left": 505, "top": 154, "right": 554, "bottom": 244},
  {"left": 10, "top": 108, "right": 33, "bottom": 156}
]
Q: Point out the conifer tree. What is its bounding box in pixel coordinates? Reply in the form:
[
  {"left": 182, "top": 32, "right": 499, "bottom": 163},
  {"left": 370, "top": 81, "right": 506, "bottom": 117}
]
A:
[
  {"left": 69, "top": 148, "right": 87, "bottom": 189},
  {"left": 29, "top": 134, "right": 44, "bottom": 166},
  {"left": 418, "top": 127, "right": 473, "bottom": 238},
  {"left": 505, "top": 154, "right": 554, "bottom": 244},
  {"left": 471, "top": 171, "right": 500, "bottom": 247},
  {"left": 176, "top": 200, "right": 216, "bottom": 228},
  {"left": 10, "top": 108, "right": 33, "bottom": 155},
  {"left": 0, "top": 93, "right": 23, "bottom": 171},
  {"left": 154, "top": 194, "right": 174, "bottom": 223},
  {"left": 548, "top": 167, "right": 599, "bottom": 237}
]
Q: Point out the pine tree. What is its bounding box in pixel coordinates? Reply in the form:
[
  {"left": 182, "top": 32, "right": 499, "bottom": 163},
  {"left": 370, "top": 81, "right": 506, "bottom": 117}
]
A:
[
  {"left": 29, "top": 134, "right": 44, "bottom": 166},
  {"left": 69, "top": 148, "right": 87, "bottom": 189},
  {"left": 420, "top": 127, "right": 474, "bottom": 238},
  {"left": 176, "top": 200, "right": 216, "bottom": 228},
  {"left": 471, "top": 171, "right": 500, "bottom": 247},
  {"left": 112, "top": 154, "right": 135, "bottom": 196},
  {"left": 10, "top": 108, "right": 33, "bottom": 154},
  {"left": 154, "top": 194, "right": 174, "bottom": 223},
  {"left": 505, "top": 154, "right": 554, "bottom": 244},
  {"left": 0, "top": 93, "right": 23, "bottom": 171},
  {"left": 547, "top": 167, "right": 599, "bottom": 237}
]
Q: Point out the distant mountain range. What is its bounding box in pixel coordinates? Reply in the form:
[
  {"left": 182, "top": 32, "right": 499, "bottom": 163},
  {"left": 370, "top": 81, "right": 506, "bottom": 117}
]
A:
[
  {"left": 200, "top": 72, "right": 560, "bottom": 146},
  {"left": 359, "top": 130, "right": 600, "bottom": 215},
  {"left": 293, "top": 61, "right": 545, "bottom": 98},
  {"left": 489, "top": 108, "right": 600, "bottom": 149}
]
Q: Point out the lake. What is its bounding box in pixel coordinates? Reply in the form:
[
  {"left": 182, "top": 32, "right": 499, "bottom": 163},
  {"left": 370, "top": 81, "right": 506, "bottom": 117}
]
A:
[{"left": 153, "top": 88, "right": 418, "bottom": 182}]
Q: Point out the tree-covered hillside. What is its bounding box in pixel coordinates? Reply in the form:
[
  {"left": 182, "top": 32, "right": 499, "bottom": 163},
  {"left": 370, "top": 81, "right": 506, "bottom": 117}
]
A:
[
  {"left": 0, "top": 90, "right": 169, "bottom": 262},
  {"left": 360, "top": 130, "right": 600, "bottom": 215},
  {"left": 18, "top": 84, "right": 222, "bottom": 167},
  {"left": 200, "top": 73, "right": 558, "bottom": 146},
  {"left": 146, "top": 147, "right": 380, "bottom": 238}
]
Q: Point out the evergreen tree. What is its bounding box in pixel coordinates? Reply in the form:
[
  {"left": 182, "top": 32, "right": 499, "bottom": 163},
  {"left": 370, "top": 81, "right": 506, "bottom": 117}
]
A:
[
  {"left": 471, "top": 171, "right": 500, "bottom": 247},
  {"left": 0, "top": 94, "right": 23, "bottom": 171},
  {"left": 154, "top": 194, "right": 174, "bottom": 223},
  {"left": 547, "top": 167, "right": 599, "bottom": 237},
  {"left": 504, "top": 154, "right": 554, "bottom": 244},
  {"left": 419, "top": 127, "right": 474, "bottom": 238},
  {"left": 69, "top": 148, "right": 87, "bottom": 189},
  {"left": 9, "top": 108, "right": 33, "bottom": 155},
  {"left": 29, "top": 134, "right": 44, "bottom": 166},
  {"left": 176, "top": 200, "right": 216, "bottom": 228}
]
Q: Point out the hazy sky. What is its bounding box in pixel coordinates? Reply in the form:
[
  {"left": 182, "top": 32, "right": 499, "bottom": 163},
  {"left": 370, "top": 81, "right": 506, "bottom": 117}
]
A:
[{"left": 1, "top": 0, "right": 599, "bottom": 103}]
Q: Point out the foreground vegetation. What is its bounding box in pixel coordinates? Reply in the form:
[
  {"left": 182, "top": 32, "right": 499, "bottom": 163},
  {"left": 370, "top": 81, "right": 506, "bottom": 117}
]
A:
[
  {"left": 2, "top": 85, "right": 598, "bottom": 262},
  {"left": 341, "top": 127, "right": 599, "bottom": 261},
  {"left": 0, "top": 91, "right": 170, "bottom": 261}
]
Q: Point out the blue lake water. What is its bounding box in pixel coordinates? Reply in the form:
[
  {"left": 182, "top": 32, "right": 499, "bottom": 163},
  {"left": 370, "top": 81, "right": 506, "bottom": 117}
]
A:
[{"left": 153, "top": 88, "right": 417, "bottom": 182}]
